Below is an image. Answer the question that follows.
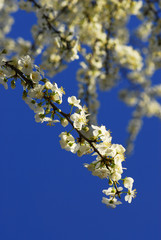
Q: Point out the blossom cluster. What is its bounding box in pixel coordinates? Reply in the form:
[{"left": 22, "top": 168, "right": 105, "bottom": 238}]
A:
[
  {"left": 1, "top": 0, "right": 161, "bottom": 155},
  {"left": 0, "top": 52, "right": 136, "bottom": 208},
  {"left": 0, "top": 0, "right": 144, "bottom": 124}
]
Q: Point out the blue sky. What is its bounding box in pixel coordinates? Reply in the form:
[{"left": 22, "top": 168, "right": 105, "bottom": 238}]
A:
[{"left": 0, "top": 7, "right": 161, "bottom": 240}]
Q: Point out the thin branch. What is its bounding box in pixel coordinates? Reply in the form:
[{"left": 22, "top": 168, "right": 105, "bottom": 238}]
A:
[{"left": 4, "top": 62, "right": 34, "bottom": 88}]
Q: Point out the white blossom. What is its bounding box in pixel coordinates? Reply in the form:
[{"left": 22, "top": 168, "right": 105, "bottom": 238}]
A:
[
  {"left": 70, "top": 111, "right": 88, "bottom": 130},
  {"left": 102, "top": 197, "right": 122, "bottom": 208},
  {"left": 28, "top": 85, "right": 44, "bottom": 99},
  {"left": 68, "top": 96, "right": 81, "bottom": 108},
  {"left": 124, "top": 177, "right": 134, "bottom": 189},
  {"left": 18, "top": 55, "right": 33, "bottom": 74},
  {"left": 30, "top": 71, "right": 42, "bottom": 83},
  {"left": 125, "top": 188, "right": 136, "bottom": 203},
  {"left": 59, "top": 132, "right": 78, "bottom": 153},
  {"left": 102, "top": 187, "right": 123, "bottom": 197}
]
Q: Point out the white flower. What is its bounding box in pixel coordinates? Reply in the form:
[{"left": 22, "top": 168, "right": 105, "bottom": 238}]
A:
[
  {"left": 59, "top": 132, "right": 77, "bottom": 153},
  {"left": 92, "top": 125, "right": 112, "bottom": 142},
  {"left": 18, "top": 55, "right": 33, "bottom": 74},
  {"left": 111, "top": 144, "right": 126, "bottom": 154},
  {"left": 68, "top": 96, "right": 81, "bottom": 108},
  {"left": 84, "top": 163, "right": 95, "bottom": 172},
  {"left": 35, "top": 114, "right": 59, "bottom": 124},
  {"left": 110, "top": 172, "right": 122, "bottom": 182},
  {"left": 92, "top": 167, "right": 110, "bottom": 179},
  {"left": 114, "top": 154, "right": 125, "bottom": 164},
  {"left": 101, "top": 130, "right": 112, "bottom": 143},
  {"left": 28, "top": 84, "right": 44, "bottom": 99},
  {"left": 30, "top": 71, "right": 41, "bottom": 83},
  {"left": 125, "top": 188, "right": 136, "bottom": 203},
  {"left": 51, "top": 93, "right": 62, "bottom": 103},
  {"left": 24, "top": 97, "right": 37, "bottom": 111},
  {"left": 92, "top": 125, "right": 107, "bottom": 137},
  {"left": 52, "top": 83, "right": 65, "bottom": 97},
  {"left": 95, "top": 143, "right": 114, "bottom": 157},
  {"left": 102, "top": 187, "right": 123, "bottom": 197},
  {"left": 102, "top": 197, "right": 122, "bottom": 208},
  {"left": 70, "top": 111, "right": 88, "bottom": 130},
  {"left": 51, "top": 83, "right": 65, "bottom": 103},
  {"left": 76, "top": 143, "right": 91, "bottom": 157},
  {"left": 124, "top": 177, "right": 134, "bottom": 189},
  {"left": 113, "top": 161, "right": 123, "bottom": 174},
  {"left": 34, "top": 106, "right": 44, "bottom": 114}
]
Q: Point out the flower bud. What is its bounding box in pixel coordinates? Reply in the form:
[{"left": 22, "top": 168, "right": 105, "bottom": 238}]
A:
[
  {"left": 11, "top": 80, "right": 16, "bottom": 89},
  {"left": 82, "top": 126, "right": 89, "bottom": 132},
  {"left": 51, "top": 93, "right": 59, "bottom": 102},
  {"left": 61, "top": 118, "right": 68, "bottom": 127},
  {"left": 109, "top": 179, "right": 113, "bottom": 186},
  {"left": 45, "top": 81, "right": 53, "bottom": 89},
  {"left": 45, "top": 108, "right": 50, "bottom": 114}
]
